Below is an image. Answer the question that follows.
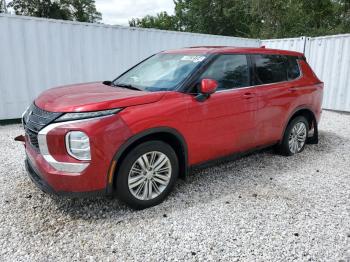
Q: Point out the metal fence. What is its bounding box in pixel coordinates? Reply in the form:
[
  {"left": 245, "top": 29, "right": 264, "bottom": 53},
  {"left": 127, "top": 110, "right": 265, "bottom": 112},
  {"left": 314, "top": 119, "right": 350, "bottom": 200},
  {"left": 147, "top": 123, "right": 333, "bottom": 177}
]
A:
[
  {"left": 261, "top": 36, "right": 307, "bottom": 53},
  {"left": 305, "top": 35, "right": 350, "bottom": 112},
  {"left": 1, "top": 14, "right": 349, "bottom": 120},
  {"left": 262, "top": 34, "right": 350, "bottom": 112},
  {"left": 0, "top": 14, "right": 260, "bottom": 120}
]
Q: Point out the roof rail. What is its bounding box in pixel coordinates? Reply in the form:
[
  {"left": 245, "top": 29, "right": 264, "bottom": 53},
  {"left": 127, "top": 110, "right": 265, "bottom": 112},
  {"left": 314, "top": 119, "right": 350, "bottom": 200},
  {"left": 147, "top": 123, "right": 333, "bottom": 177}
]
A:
[{"left": 186, "top": 46, "right": 231, "bottom": 49}]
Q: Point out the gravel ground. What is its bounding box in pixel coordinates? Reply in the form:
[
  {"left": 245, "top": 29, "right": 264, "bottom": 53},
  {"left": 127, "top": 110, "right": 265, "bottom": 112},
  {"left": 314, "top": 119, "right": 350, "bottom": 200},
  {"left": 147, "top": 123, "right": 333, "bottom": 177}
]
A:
[{"left": 0, "top": 110, "right": 349, "bottom": 261}]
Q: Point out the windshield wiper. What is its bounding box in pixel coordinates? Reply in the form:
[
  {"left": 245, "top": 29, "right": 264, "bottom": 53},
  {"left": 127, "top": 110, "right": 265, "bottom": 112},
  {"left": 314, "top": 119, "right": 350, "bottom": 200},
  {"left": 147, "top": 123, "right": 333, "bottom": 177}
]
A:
[
  {"left": 102, "top": 80, "right": 112, "bottom": 86},
  {"left": 114, "top": 83, "right": 141, "bottom": 91}
]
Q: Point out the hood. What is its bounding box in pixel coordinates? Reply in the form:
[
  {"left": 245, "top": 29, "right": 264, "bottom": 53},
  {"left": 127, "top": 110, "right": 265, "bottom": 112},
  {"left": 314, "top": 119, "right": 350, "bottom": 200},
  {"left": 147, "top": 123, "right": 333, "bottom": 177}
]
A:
[{"left": 35, "top": 82, "right": 165, "bottom": 112}]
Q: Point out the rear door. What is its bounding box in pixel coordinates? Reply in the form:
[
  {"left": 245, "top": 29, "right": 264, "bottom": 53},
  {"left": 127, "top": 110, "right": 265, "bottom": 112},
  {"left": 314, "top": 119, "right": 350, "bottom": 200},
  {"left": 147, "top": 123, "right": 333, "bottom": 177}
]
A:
[
  {"left": 186, "top": 54, "right": 258, "bottom": 164},
  {"left": 251, "top": 54, "right": 302, "bottom": 146}
]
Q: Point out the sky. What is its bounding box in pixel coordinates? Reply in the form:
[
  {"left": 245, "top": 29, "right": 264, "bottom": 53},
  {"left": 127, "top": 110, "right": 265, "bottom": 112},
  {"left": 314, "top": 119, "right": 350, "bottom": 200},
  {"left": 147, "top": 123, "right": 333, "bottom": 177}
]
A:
[{"left": 95, "top": 0, "right": 175, "bottom": 26}]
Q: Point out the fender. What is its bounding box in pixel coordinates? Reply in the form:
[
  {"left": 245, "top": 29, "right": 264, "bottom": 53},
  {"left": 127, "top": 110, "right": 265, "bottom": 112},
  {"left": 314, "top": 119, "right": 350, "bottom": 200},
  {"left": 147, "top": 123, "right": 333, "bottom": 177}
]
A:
[
  {"left": 106, "top": 126, "right": 189, "bottom": 194},
  {"left": 280, "top": 105, "right": 318, "bottom": 145}
]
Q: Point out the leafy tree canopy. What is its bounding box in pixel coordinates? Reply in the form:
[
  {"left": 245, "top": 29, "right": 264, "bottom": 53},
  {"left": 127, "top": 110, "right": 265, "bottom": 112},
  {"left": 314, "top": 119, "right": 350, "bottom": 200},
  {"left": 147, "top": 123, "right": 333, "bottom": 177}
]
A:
[
  {"left": 0, "top": 0, "right": 7, "bottom": 13},
  {"left": 129, "top": 11, "right": 179, "bottom": 31},
  {"left": 7, "top": 0, "right": 101, "bottom": 23},
  {"left": 130, "top": 0, "right": 350, "bottom": 38}
]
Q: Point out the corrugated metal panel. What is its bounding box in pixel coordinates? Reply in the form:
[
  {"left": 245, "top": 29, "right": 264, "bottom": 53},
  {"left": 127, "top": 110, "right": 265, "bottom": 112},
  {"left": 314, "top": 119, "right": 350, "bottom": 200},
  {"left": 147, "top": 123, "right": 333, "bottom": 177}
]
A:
[
  {"left": 305, "top": 34, "right": 350, "bottom": 112},
  {"left": 261, "top": 37, "right": 306, "bottom": 53},
  {"left": 0, "top": 14, "right": 260, "bottom": 120},
  {"left": 263, "top": 34, "right": 350, "bottom": 112}
]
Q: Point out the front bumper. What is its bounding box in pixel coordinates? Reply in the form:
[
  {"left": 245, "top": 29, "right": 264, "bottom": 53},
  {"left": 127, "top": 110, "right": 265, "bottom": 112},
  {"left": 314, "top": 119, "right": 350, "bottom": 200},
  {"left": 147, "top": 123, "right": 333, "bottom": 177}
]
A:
[
  {"left": 23, "top": 113, "right": 133, "bottom": 195},
  {"left": 25, "top": 157, "right": 105, "bottom": 197},
  {"left": 25, "top": 157, "right": 54, "bottom": 194}
]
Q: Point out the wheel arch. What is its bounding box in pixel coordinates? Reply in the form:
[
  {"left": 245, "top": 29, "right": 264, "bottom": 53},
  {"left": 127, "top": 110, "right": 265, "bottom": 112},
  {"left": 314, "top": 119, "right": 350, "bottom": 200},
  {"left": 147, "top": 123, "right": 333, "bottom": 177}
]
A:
[
  {"left": 281, "top": 106, "right": 318, "bottom": 145},
  {"left": 106, "top": 127, "right": 189, "bottom": 194}
]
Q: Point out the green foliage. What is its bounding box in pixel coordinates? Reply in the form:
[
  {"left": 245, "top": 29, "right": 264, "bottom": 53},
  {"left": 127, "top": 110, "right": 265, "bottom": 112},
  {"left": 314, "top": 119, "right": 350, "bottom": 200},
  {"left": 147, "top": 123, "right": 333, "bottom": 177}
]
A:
[
  {"left": 129, "top": 11, "right": 179, "bottom": 31},
  {"left": 129, "top": 0, "right": 350, "bottom": 38},
  {"left": 0, "top": 0, "right": 8, "bottom": 13},
  {"left": 8, "top": 0, "right": 70, "bottom": 20},
  {"left": 7, "top": 0, "right": 101, "bottom": 22},
  {"left": 174, "top": 0, "right": 259, "bottom": 37},
  {"left": 67, "top": 0, "right": 102, "bottom": 23},
  {"left": 333, "top": 0, "right": 350, "bottom": 33}
]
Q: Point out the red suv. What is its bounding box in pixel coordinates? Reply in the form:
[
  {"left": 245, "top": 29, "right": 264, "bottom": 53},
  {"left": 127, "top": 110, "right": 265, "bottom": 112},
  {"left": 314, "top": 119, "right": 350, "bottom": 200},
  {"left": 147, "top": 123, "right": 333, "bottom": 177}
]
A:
[{"left": 19, "top": 47, "right": 323, "bottom": 209}]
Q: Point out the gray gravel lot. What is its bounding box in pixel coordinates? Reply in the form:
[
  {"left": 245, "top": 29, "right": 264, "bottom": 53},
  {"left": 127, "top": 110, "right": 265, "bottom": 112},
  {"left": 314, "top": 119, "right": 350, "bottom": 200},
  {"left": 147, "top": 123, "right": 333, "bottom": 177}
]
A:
[{"left": 0, "top": 110, "right": 349, "bottom": 261}]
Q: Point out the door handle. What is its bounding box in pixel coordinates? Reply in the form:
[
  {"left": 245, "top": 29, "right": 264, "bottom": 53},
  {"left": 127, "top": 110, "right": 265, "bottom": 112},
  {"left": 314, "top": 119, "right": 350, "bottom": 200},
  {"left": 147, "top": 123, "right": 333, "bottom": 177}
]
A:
[
  {"left": 289, "top": 87, "right": 298, "bottom": 92},
  {"left": 243, "top": 92, "right": 256, "bottom": 99}
]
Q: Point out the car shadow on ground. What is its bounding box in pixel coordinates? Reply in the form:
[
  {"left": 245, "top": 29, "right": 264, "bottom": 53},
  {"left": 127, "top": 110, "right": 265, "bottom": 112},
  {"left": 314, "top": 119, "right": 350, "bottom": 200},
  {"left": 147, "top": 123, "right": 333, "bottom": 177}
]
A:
[{"left": 48, "top": 130, "right": 347, "bottom": 220}]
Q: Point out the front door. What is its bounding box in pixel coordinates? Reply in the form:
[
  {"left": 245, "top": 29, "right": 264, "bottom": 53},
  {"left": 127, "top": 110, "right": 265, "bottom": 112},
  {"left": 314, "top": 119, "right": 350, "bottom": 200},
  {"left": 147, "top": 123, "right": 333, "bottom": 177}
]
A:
[{"left": 186, "top": 54, "right": 258, "bottom": 164}]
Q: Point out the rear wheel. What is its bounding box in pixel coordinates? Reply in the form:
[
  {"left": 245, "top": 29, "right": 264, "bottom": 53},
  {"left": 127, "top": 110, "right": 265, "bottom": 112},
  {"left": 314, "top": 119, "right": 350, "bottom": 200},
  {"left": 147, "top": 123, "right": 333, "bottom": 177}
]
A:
[
  {"left": 116, "top": 140, "right": 178, "bottom": 209},
  {"left": 278, "top": 116, "right": 309, "bottom": 156}
]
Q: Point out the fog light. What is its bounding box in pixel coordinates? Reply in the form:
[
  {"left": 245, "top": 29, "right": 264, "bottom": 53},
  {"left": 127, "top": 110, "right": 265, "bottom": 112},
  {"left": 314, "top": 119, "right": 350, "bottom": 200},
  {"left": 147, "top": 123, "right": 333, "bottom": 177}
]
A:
[{"left": 65, "top": 131, "right": 91, "bottom": 161}]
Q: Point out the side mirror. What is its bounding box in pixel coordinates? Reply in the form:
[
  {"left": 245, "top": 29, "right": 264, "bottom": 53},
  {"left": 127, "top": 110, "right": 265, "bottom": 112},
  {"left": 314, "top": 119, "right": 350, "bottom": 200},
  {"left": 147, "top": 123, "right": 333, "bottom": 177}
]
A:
[
  {"left": 200, "top": 79, "right": 218, "bottom": 94},
  {"left": 196, "top": 79, "right": 218, "bottom": 102}
]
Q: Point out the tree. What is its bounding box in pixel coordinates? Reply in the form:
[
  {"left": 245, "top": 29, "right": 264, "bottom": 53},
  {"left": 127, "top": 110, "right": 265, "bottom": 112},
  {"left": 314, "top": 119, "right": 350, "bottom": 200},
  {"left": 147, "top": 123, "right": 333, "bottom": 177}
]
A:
[
  {"left": 129, "top": 11, "right": 179, "bottom": 31},
  {"left": 334, "top": 0, "right": 350, "bottom": 33},
  {"left": 174, "top": 0, "right": 255, "bottom": 37},
  {"left": 68, "top": 0, "right": 101, "bottom": 23},
  {"left": 0, "top": 0, "right": 8, "bottom": 13},
  {"left": 7, "top": 0, "right": 101, "bottom": 23},
  {"left": 250, "top": 0, "right": 346, "bottom": 37},
  {"left": 8, "top": 0, "right": 70, "bottom": 19},
  {"left": 249, "top": 0, "right": 306, "bottom": 38},
  {"left": 129, "top": 0, "right": 350, "bottom": 38},
  {"left": 129, "top": 0, "right": 256, "bottom": 37}
]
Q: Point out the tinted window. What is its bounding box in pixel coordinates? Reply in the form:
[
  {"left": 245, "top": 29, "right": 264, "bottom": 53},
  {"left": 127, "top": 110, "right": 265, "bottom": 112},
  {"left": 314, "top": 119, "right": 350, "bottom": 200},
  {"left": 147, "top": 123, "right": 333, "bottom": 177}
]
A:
[
  {"left": 286, "top": 56, "right": 301, "bottom": 80},
  {"left": 253, "top": 55, "right": 301, "bottom": 84},
  {"left": 200, "top": 55, "right": 249, "bottom": 91},
  {"left": 254, "top": 55, "right": 288, "bottom": 84}
]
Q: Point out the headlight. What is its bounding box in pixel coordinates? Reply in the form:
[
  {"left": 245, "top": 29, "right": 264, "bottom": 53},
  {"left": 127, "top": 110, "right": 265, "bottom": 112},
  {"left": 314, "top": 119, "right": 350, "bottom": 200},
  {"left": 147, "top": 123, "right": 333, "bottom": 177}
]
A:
[
  {"left": 65, "top": 131, "right": 91, "bottom": 160},
  {"left": 55, "top": 108, "right": 122, "bottom": 122}
]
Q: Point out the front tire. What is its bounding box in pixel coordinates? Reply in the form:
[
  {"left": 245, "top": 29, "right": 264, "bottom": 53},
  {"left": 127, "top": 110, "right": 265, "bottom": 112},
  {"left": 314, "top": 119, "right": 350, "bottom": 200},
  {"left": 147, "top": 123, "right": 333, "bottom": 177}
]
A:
[
  {"left": 278, "top": 116, "right": 309, "bottom": 156},
  {"left": 116, "top": 140, "right": 179, "bottom": 209}
]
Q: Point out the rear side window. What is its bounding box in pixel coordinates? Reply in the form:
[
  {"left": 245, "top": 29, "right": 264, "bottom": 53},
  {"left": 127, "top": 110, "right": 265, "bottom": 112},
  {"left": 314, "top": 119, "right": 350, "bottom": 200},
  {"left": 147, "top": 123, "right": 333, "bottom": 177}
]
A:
[
  {"left": 200, "top": 54, "right": 250, "bottom": 91},
  {"left": 253, "top": 55, "right": 287, "bottom": 84},
  {"left": 286, "top": 56, "right": 301, "bottom": 80},
  {"left": 253, "top": 55, "right": 300, "bottom": 85}
]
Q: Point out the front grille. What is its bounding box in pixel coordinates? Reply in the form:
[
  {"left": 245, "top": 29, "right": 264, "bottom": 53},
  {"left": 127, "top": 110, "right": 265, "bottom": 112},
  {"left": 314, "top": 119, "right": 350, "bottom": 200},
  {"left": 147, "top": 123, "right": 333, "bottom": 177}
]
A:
[
  {"left": 26, "top": 128, "right": 39, "bottom": 148},
  {"left": 23, "top": 104, "right": 62, "bottom": 150}
]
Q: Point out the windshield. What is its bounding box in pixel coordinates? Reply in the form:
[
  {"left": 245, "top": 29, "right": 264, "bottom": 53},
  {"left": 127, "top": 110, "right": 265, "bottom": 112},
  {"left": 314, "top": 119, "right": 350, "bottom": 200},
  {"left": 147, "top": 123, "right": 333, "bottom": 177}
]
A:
[{"left": 113, "top": 53, "right": 207, "bottom": 92}]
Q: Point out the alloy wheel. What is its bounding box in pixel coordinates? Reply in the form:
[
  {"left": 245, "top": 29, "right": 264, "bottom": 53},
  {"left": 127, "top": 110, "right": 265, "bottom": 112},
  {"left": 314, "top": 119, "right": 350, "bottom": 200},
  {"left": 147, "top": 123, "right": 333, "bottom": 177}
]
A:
[
  {"left": 128, "top": 151, "right": 172, "bottom": 200},
  {"left": 288, "top": 122, "right": 307, "bottom": 154}
]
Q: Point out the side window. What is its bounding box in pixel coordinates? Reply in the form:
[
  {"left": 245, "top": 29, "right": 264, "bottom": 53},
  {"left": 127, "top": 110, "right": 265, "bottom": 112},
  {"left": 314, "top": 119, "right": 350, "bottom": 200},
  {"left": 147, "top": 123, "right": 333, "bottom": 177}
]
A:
[
  {"left": 200, "top": 55, "right": 249, "bottom": 91},
  {"left": 286, "top": 56, "right": 301, "bottom": 80},
  {"left": 254, "top": 55, "right": 288, "bottom": 84}
]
